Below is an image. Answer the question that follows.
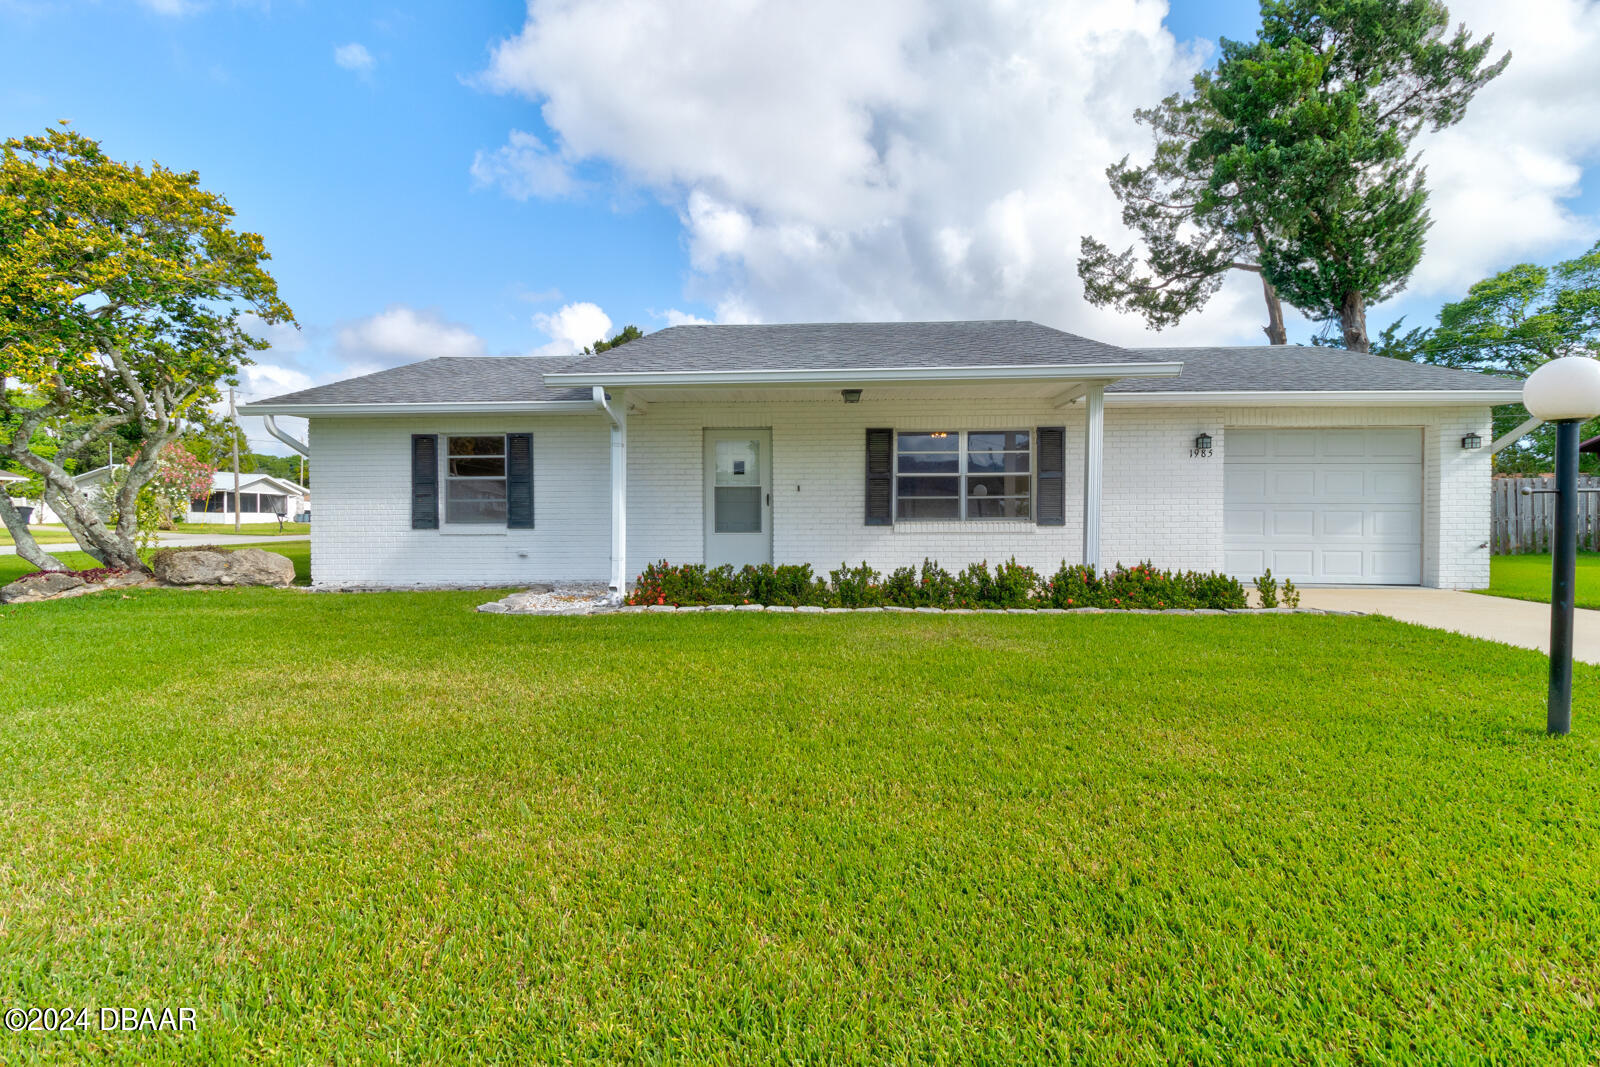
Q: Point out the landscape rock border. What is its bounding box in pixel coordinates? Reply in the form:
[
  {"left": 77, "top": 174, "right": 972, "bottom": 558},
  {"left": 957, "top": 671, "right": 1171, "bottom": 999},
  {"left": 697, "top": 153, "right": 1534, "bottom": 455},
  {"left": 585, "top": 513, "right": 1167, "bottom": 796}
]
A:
[{"left": 476, "top": 596, "right": 1359, "bottom": 617}]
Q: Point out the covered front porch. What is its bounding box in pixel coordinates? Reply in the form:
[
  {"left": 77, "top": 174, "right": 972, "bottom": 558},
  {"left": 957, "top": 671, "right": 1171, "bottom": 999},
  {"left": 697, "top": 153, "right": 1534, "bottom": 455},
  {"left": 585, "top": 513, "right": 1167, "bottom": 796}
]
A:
[{"left": 550, "top": 366, "right": 1180, "bottom": 600}]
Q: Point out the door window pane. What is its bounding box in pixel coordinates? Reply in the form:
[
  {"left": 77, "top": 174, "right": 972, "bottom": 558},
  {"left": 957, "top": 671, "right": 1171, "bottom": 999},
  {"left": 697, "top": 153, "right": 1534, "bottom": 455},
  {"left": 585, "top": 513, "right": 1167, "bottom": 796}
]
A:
[
  {"left": 714, "top": 486, "right": 762, "bottom": 532},
  {"left": 714, "top": 439, "right": 760, "bottom": 486}
]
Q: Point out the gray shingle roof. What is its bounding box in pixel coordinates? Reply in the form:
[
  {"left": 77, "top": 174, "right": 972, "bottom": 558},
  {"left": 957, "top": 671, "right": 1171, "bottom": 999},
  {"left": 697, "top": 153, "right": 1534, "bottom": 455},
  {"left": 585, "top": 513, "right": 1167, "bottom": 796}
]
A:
[
  {"left": 1116, "top": 345, "right": 1518, "bottom": 393},
  {"left": 248, "top": 356, "right": 591, "bottom": 406},
  {"left": 550, "top": 320, "right": 1144, "bottom": 374},
  {"left": 246, "top": 329, "right": 1521, "bottom": 409}
]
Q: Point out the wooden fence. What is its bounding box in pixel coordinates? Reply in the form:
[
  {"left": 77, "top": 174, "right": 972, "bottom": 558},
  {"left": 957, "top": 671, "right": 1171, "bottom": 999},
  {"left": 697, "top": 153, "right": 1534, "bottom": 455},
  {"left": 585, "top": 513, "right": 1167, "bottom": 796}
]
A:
[{"left": 1491, "top": 475, "right": 1600, "bottom": 554}]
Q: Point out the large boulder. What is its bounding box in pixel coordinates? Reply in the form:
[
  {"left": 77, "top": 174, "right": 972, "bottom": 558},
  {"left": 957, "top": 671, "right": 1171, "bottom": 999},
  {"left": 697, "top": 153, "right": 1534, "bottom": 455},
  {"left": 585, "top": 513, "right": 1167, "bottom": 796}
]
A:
[
  {"left": 0, "top": 570, "right": 86, "bottom": 604},
  {"left": 152, "top": 549, "right": 230, "bottom": 585},
  {"left": 221, "top": 548, "right": 295, "bottom": 587}
]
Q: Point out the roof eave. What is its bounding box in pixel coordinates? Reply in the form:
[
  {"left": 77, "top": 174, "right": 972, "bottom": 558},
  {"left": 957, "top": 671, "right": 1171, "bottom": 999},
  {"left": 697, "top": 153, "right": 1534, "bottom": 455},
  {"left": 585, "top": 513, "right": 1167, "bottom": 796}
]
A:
[
  {"left": 542, "top": 361, "right": 1186, "bottom": 388},
  {"left": 237, "top": 400, "right": 598, "bottom": 417},
  {"left": 1105, "top": 389, "right": 1523, "bottom": 406}
]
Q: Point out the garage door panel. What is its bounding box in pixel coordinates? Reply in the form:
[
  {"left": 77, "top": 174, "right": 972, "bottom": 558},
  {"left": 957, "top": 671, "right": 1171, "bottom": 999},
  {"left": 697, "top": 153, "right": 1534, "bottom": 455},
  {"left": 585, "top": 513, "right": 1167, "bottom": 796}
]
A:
[
  {"left": 1224, "top": 428, "right": 1422, "bottom": 585},
  {"left": 1270, "top": 470, "right": 1316, "bottom": 496},
  {"left": 1271, "top": 510, "right": 1315, "bottom": 537},
  {"left": 1226, "top": 549, "right": 1267, "bottom": 575},
  {"left": 1322, "top": 510, "right": 1364, "bottom": 538},
  {"left": 1270, "top": 548, "right": 1316, "bottom": 574},
  {"left": 1321, "top": 469, "right": 1366, "bottom": 496}
]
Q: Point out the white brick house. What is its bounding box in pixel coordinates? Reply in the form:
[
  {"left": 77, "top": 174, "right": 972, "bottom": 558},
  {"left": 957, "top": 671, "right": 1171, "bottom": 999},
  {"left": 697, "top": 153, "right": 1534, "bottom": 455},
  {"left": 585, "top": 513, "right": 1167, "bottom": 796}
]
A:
[{"left": 240, "top": 321, "right": 1517, "bottom": 593}]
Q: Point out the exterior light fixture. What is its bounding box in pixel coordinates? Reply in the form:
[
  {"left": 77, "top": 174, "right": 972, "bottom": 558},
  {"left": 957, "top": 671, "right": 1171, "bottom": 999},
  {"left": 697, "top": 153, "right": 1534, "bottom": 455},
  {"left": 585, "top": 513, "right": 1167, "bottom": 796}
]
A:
[
  {"left": 1461, "top": 432, "right": 1482, "bottom": 450},
  {"left": 1191, "top": 433, "right": 1213, "bottom": 458},
  {"left": 841, "top": 389, "right": 862, "bottom": 404},
  {"left": 1522, "top": 355, "right": 1600, "bottom": 735}
]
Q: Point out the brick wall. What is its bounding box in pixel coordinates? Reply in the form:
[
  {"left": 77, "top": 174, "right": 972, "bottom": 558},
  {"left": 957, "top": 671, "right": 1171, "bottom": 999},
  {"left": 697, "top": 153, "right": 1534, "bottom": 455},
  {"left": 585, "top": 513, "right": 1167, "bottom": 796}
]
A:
[{"left": 308, "top": 400, "right": 1493, "bottom": 590}]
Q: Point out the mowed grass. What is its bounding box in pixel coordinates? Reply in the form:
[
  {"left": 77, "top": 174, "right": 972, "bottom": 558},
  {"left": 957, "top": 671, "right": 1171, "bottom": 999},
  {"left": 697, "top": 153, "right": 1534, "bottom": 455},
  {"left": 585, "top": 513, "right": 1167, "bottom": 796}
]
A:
[
  {"left": 0, "top": 541, "right": 310, "bottom": 586},
  {"left": 172, "top": 522, "right": 309, "bottom": 537},
  {"left": 0, "top": 525, "right": 78, "bottom": 546},
  {"left": 1481, "top": 551, "right": 1600, "bottom": 610},
  {"left": 2, "top": 589, "right": 1599, "bottom": 1062}
]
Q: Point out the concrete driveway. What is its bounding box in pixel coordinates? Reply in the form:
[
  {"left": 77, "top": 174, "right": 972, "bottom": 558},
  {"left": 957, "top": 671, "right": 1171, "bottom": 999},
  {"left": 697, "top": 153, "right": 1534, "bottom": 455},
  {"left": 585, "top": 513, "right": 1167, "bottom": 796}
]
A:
[{"left": 1299, "top": 586, "right": 1600, "bottom": 665}]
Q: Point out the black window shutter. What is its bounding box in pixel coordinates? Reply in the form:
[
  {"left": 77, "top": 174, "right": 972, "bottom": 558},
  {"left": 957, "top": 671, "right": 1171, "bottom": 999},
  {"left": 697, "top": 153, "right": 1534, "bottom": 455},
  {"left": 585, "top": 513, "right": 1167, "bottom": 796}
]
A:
[
  {"left": 865, "top": 428, "right": 893, "bottom": 526},
  {"left": 507, "top": 433, "right": 534, "bottom": 529},
  {"left": 1036, "top": 426, "right": 1065, "bottom": 526},
  {"left": 411, "top": 434, "right": 439, "bottom": 530}
]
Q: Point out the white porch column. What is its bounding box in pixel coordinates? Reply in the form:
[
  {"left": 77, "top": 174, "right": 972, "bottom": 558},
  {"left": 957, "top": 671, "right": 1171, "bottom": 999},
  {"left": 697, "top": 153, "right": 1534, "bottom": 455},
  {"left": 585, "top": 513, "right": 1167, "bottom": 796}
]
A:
[
  {"left": 1082, "top": 383, "right": 1104, "bottom": 570},
  {"left": 594, "top": 387, "right": 628, "bottom": 600}
]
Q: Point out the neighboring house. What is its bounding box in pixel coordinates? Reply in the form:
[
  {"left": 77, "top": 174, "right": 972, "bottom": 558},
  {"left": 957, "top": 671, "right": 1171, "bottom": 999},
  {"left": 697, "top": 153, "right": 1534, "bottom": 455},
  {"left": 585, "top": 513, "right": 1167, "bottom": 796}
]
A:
[
  {"left": 187, "top": 472, "right": 310, "bottom": 524},
  {"left": 72, "top": 467, "right": 310, "bottom": 524},
  {"left": 239, "top": 320, "right": 1519, "bottom": 593}
]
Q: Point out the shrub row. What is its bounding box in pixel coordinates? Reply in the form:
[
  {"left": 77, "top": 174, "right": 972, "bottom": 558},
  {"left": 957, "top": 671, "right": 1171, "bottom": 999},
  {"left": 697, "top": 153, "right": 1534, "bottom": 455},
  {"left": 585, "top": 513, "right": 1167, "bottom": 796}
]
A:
[{"left": 626, "top": 558, "right": 1251, "bottom": 610}]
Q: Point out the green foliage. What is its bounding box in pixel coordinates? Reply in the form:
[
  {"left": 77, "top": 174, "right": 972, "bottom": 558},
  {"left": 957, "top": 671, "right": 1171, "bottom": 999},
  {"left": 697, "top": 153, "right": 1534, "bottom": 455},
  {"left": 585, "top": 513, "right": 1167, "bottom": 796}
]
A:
[
  {"left": 1375, "top": 240, "right": 1600, "bottom": 472},
  {"left": 583, "top": 324, "right": 644, "bottom": 355},
  {"left": 1254, "top": 569, "right": 1281, "bottom": 608},
  {"left": 0, "top": 125, "right": 293, "bottom": 566},
  {"left": 1082, "top": 0, "right": 1507, "bottom": 351},
  {"left": 629, "top": 558, "right": 1250, "bottom": 610}
]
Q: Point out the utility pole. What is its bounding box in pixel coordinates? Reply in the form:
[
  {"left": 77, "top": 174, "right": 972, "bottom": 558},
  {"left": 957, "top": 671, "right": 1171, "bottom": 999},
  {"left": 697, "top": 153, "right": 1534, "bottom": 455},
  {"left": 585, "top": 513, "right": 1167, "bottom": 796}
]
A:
[{"left": 230, "top": 387, "right": 241, "bottom": 535}]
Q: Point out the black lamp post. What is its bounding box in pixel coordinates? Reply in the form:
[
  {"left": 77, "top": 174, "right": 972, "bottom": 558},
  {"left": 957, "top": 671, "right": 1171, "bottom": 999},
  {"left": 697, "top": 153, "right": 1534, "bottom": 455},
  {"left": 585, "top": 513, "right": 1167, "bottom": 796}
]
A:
[{"left": 1521, "top": 356, "right": 1600, "bottom": 735}]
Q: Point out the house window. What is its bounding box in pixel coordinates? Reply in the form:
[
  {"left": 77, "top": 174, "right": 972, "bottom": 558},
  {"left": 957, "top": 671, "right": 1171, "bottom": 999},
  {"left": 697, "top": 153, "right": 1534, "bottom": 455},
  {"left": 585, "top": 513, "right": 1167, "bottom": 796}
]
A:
[
  {"left": 238, "top": 492, "right": 258, "bottom": 513},
  {"left": 895, "top": 430, "right": 1031, "bottom": 521},
  {"left": 259, "top": 493, "right": 287, "bottom": 516},
  {"left": 444, "top": 435, "right": 507, "bottom": 524}
]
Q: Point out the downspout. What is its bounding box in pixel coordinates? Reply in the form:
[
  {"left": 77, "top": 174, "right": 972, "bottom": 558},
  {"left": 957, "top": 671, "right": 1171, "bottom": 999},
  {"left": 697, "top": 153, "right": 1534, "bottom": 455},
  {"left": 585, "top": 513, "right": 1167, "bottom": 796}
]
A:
[
  {"left": 1489, "top": 415, "right": 1542, "bottom": 456},
  {"left": 593, "top": 386, "right": 627, "bottom": 602},
  {"left": 262, "top": 414, "right": 310, "bottom": 457}
]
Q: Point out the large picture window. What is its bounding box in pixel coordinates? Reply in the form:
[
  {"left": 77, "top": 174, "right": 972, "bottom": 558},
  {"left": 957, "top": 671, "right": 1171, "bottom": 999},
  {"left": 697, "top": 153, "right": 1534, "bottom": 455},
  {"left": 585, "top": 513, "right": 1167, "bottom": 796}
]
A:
[
  {"left": 895, "top": 430, "right": 1031, "bottom": 521},
  {"left": 445, "top": 435, "right": 508, "bottom": 524}
]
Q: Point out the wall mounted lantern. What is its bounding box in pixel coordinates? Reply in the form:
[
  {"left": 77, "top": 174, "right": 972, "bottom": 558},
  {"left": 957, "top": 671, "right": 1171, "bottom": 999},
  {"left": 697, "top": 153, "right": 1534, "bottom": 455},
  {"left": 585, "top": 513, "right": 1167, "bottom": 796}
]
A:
[
  {"left": 1461, "top": 432, "right": 1482, "bottom": 450},
  {"left": 841, "top": 389, "right": 863, "bottom": 404},
  {"left": 1191, "top": 433, "right": 1213, "bottom": 458}
]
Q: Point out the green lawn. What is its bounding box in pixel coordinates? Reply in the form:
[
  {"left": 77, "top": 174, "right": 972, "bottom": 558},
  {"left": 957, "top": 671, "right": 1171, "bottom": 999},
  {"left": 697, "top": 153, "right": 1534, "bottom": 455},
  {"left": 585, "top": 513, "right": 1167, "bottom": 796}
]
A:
[
  {"left": 171, "top": 521, "right": 310, "bottom": 536},
  {"left": 1481, "top": 552, "right": 1600, "bottom": 609},
  {"left": 0, "top": 541, "right": 310, "bottom": 586},
  {"left": 0, "top": 524, "right": 78, "bottom": 546},
  {"left": 2, "top": 590, "right": 1598, "bottom": 1062}
]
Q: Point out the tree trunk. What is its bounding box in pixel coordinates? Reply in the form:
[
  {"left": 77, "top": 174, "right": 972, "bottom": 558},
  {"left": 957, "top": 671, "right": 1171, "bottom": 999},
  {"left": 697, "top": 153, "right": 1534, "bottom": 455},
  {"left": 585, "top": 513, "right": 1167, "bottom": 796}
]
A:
[
  {"left": 1261, "top": 275, "right": 1288, "bottom": 345},
  {"left": 0, "top": 493, "right": 68, "bottom": 573},
  {"left": 1340, "top": 289, "right": 1370, "bottom": 353},
  {"left": 42, "top": 481, "right": 144, "bottom": 571}
]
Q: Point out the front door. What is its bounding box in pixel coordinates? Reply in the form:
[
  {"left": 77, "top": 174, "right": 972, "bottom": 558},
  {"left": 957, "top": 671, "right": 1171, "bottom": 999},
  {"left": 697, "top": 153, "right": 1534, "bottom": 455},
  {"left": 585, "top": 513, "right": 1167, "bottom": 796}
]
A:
[{"left": 704, "top": 429, "right": 773, "bottom": 568}]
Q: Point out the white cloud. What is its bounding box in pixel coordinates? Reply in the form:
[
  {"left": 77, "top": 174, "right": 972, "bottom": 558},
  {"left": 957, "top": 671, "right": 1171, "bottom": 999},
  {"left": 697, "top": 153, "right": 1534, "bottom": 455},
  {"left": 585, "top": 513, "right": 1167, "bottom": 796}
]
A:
[
  {"left": 241, "top": 313, "right": 306, "bottom": 356},
  {"left": 333, "top": 42, "right": 375, "bottom": 75},
  {"left": 471, "top": 130, "right": 579, "bottom": 199},
  {"left": 238, "top": 362, "right": 315, "bottom": 403},
  {"left": 532, "top": 301, "right": 612, "bottom": 356},
  {"left": 1401, "top": 0, "right": 1600, "bottom": 296},
  {"left": 336, "top": 305, "right": 485, "bottom": 371},
  {"left": 661, "top": 308, "right": 714, "bottom": 327},
  {"left": 479, "top": 0, "right": 1600, "bottom": 343}
]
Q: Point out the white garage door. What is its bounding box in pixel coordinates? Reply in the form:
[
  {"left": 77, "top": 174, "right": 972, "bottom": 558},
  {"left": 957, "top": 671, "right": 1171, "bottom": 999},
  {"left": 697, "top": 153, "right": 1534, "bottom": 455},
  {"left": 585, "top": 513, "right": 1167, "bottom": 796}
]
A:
[{"left": 1224, "top": 428, "right": 1422, "bottom": 585}]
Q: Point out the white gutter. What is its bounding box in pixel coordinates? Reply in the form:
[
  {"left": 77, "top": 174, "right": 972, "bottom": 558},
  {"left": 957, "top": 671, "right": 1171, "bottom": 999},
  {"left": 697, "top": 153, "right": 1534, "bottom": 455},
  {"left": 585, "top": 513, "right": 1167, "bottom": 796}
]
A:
[
  {"left": 1103, "top": 389, "right": 1524, "bottom": 407},
  {"left": 592, "top": 387, "right": 628, "bottom": 603},
  {"left": 261, "top": 414, "right": 310, "bottom": 457},
  {"left": 1490, "top": 415, "right": 1543, "bottom": 455},
  {"left": 238, "top": 400, "right": 597, "bottom": 417},
  {"left": 543, "top": 361, "right": 1185, "bottom": 388}
]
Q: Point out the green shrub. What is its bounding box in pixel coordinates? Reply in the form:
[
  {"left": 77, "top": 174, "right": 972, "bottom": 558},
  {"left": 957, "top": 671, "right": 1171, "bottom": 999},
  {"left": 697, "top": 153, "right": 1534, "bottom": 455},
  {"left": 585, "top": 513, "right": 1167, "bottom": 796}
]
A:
[
  {"left": 1254, "top": 569, "right": 1280, "bottom": 608},
  {"left": 629, "top": 558, "right": 1249, "bottom": 610},
  {"left": 828, "top": 562, "right": 883, "bottom": 607}
]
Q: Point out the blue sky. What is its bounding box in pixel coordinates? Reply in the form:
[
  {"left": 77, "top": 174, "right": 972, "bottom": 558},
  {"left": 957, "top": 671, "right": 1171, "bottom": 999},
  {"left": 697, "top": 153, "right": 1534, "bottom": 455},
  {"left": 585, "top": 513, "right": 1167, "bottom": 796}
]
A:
[{"left": 4, "top": 0, "right": 1597, "bottom": 449}]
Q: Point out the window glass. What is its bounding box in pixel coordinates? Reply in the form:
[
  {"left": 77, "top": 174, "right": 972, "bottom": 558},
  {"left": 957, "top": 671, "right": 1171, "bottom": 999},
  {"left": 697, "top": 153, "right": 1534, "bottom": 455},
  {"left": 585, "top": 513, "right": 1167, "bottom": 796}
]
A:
[
  {"left": 445, "top": 435, "right": 508, "bottom": 524},
  {"left": 895, "top": 430, "right": 1031, "bottom": 521}
]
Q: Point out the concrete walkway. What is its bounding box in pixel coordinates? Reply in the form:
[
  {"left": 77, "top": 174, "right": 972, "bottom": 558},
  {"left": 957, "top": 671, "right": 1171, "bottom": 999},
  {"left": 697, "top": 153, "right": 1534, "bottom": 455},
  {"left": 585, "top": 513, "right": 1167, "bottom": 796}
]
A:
[
  {"left": 0, "top": 532, "right": 309, "bottom": 556},
  {"left": 1299, "top": 586, "right": 1600, "bottom": 664}
]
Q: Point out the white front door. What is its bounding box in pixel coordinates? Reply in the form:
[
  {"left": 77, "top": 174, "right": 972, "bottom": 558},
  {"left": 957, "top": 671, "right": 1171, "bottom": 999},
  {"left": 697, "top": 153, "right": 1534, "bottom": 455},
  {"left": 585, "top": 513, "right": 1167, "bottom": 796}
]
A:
[
  {"left": 1224, "top": 427, "right": 1423, "bottom": 585},
  {"left": 704, "top": 429, "right": 773, "bottom": 568}
]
